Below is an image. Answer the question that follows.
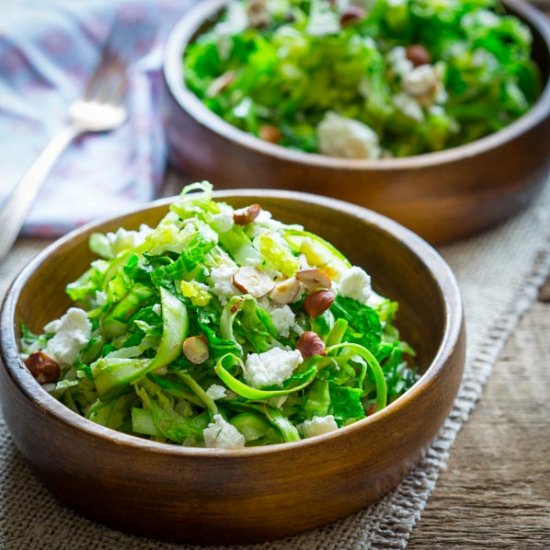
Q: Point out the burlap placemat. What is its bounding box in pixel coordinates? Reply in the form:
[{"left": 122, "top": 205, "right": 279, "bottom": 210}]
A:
[{"left": 1, "top": 181, "right": 549, "bottom": 549}]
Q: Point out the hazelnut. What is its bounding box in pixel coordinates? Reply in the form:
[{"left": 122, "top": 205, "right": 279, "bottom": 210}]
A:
[
  {"left": 232, "top": 266, "right": 275, "bottom": 298},
  {"left": 206, "top": 71, "right": 235, "bottom": 98},
  {"left": 259, "top": 125, "right": 282, "bottom": 144},
  {"left": 247, "top": 0, "right": 271, "bottom": 28},
  {"left": 340, "top": 5, "right": 365, "bottom": 27},
  {"left": 366, "top": 403, "right": 378, "bottom": 416},
  {"left": 405, "top": 45, "right": 431, "bottom": 67},
  {"left": 296, "top": 269, "right": 332, "bottom": 291},
  {"left": 24, "top": 352, "right": 60, "bottom": 384},
  {"left": 270, "top": 277, "right": 301, "bottom": 305},
  {"left": 296, "top": 331, "right": 326, "bottom": 359},
  {"left": 303, "top": 289, "right": 335, "bottom": 318},
  {"left": 233, "top": 203, "right": 262, "bottom": 225},
  {"left": 182, "top": 335, "right": 209, "bottom": 365}
]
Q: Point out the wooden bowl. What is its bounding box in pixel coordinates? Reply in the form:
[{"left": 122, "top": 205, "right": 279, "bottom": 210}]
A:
[
  {"left": 162, "top": 0, "right": 550, "bottom": 244},
  {"left": 0, "top": 191, "right": 465, "bottom": 544}
]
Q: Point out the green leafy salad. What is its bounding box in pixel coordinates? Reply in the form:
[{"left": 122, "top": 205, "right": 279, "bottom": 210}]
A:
[
  {"left": 21, "top": 183, "right": 417, "bottom": 448},
  {"left": 183, "top": 0, "right": 541, "bottom": 158}
]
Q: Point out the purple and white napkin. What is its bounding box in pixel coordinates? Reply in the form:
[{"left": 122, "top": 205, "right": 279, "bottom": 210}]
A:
[{"left": 0, "top": 0, "right": 196, "bottom": 237}]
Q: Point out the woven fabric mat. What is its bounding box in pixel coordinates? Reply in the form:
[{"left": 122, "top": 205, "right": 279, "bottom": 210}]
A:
[{"left": 0, "top": 181, "right": 549, "bottom": 549}]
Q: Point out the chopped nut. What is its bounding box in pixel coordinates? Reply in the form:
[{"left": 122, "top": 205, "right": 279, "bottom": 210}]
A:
[
  {"left": 247, "top": 0, "right": 271, "bottom": 28},
  {"left": 24, "top": 352, "right": 60, "bottom": 384},
  {"left": 340, "top": 5, "right": 365, "bottom": 27},
  {"left": 233, "top": 203, "right": 262, "bottom": 225},
  {"left": 366, "top": 403, "right": 377, "bottom": 416},
  {"left": 270, "top": 277, "right": 302, "bottom": 305},
  {"left": 259, "top": 125, "right": 282, "bottom": 144},
  {"left": 303, "top": 289, "right": 335, "bottom": 318},
  {"left": 405, "top": 45, "right": 431, "bottom": 67},
  {"left": 296, "top": 269, "right": 332, "bottom": 291},
  {"left": 206, "top": 71, "right": 235, "bottom": 98},
  {"left": 296, "top": 331, "right": 326, "bottom": 359},
  {"left": 183, "top": 335, "right": 209, "bottom": 365},
  {"left": 232, "top": 266, "right": 275, "bottom": 298}
]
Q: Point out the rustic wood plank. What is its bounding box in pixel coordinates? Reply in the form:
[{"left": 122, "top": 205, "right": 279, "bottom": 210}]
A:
[{"left": 408, "top": 282, "right": 550, "bottom": 549}]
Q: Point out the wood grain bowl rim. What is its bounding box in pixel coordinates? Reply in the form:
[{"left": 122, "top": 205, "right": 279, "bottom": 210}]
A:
[
  {"left": 164, "top": 0, "right": 550, "bottom": 171},
  {"left": 0, "top": 190, "right": 463, "bottom": 458}
]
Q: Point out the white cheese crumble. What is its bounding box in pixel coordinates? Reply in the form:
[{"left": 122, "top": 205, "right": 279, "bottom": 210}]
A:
[
  {"left": 387, "top": 46, "right": 414, "bottom": 77},
  {"left": 317, "top": 112, "right": 381, "bottom": 160},
  {"left": 209, "top": 204, "right": 234, "bottom": 233},
  {"left": 208, "top": 264, "right": 239, "bottom": 305},
  {"left": 244, "top": 348, "right": 303, "bottom": 388},
  {"left": 393, "top": 93, "right": 424, "bottom": 122},
  {"left": 338, "top": 266, "right": 372, "bottom": 304},
  {"left": 300, "top": 415, "right": 339, "bottom": 438},
  {"left": 269, "top": 305, "right": 296, "bottom": 338},
  {"left": 206, "top": 384, "right": 228, "bottom": 401},
  {"left": 402, "top": 65, "right": 439, "bottom": 97},
  {"left": 203, "top": 414, "right": 246, "bottom": 449},
  {"left": 44, "top": 308, "right": 92, "bottom": 366},
  {"left": 94, "top": 291, "right": 107, "bottom": 306}
]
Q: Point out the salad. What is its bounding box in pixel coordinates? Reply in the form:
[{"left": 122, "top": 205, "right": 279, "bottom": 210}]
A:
[
  {"left": 183, "top": 0, "right": 541, "bottom": 158},
  {"left": 21, "top": 183, "right": 417, "bottom": 449}
]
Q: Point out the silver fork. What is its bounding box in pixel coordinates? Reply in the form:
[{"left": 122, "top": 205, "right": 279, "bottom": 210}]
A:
[{"left": 0, "top": 35, "right": 128, "bottom": 260}]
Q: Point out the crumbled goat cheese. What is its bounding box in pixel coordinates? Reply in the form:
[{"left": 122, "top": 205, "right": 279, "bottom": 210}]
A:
[
  {"left": 300, "top": 415, "right": 339, "bottom": 438},
  {"left": 367, "top": 291, "right": 386, "bottom": 309},
  {"left": 94, "top": 291, "right": 107, "bottom": 306},
  {"left": 269, "top": 305, "right": 296, "bottom": 338},
  {"left": 402, "top": 65, "right": 439, "bottom": 97},
  {"left": 44, "top": 308, "right": 92, "bottom": 366},
  {"left": 244, "top": 348, "right": 303, "bottom": 388},
  {"left": 462, "top": 9, "right": 500, "bottom": 30},
  {"left": 206, "top": 384, "right": 228, "bottom": 401},
  {"left": 393, "top": 93, "right": 424, "bottom": 122},
  {"left": 387, "top": 46, "right": 414, "bottom": 77},
  {"left": 317, "top": 112, "right": 381, "bottom": 159},
  {"left": 338, "top": 266, "right": 372, "bottom": 304},
  {"left": 209, "top": 264, "right": 239, "bottom": 305},
  {"left": 203, "top": 414, "right": 246, "bottom": 449},
  {"left": 209, "top": 205, "right": 234, "bottom": 233}
]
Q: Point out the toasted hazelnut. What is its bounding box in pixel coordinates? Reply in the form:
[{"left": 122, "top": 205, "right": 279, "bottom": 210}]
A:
[
  {"left": 247, "top": 0, "right": 271, "bottom": 28},
  {"left": 270, "top": 277, "right": 301, "bottom": 305},
  {"left": 405, "top": 44, "right": 431, "bottom": 67},
  {"left": 232, "top": 266, "right": 275, "bottom": 298},
  {"left": 259, "top": 125, "right": 282, "bottom": 144},
  {"left": 340, "top": 5, "right": 365, "bottom": 27},
  {"left": 367, "top": 403, "right": 378, "bottom": 416},
  {"left": 296, "top": 331, "right": 326, "bottom": 359},
  {"left": 233, "top": 203, "right": 262, "bottom": 225},
  {"left": 206, "top": 71, "right": 235, "bottom": 98},
  {"left": 303, "top": 289, "right": 335, "bottom": 318},
  {"left": 296, "top": 269, "right": 332, "bottom": 291},
  {"left": 24, "top": 351, "right": 60, "bottom": 384},
  {"left": 183, "top": 335, "right": 209, "bottom": 365}
]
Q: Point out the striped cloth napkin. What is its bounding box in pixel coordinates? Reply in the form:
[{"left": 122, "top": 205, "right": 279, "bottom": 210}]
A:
[{"left": 0, "top": 0, "right": 195, "bottom": 237}]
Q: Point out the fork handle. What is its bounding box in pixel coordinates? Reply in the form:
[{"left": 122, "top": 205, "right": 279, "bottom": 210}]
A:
[{"left": 0, "top": 125, "right": 81, "bottom": 261}]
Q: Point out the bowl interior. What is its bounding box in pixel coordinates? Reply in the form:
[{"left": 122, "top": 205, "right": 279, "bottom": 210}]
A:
[{"left": 13, "top": 192, "right": 447, "bottom": 378}]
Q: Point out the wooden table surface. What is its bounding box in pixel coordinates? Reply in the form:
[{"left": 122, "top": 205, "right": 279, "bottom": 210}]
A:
[{"left": 411, "top": 3, "right": 550, "bottom": 546}]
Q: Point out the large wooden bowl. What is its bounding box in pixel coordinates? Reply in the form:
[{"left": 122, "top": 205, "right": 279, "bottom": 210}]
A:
[
  {"left": 0, "top": 191, "right": 465, "bottom": 544},
  {"left": 162, "top": 0, "right": 550, "bottom": 244}
]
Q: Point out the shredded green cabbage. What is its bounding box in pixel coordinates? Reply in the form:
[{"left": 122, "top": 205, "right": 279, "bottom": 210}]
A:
[
  {"left": 183, "top": 0, "right": 541, "bottom": 158},
  {"left": 21, "top": 182, "right": 418, "bottom": 448}
]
